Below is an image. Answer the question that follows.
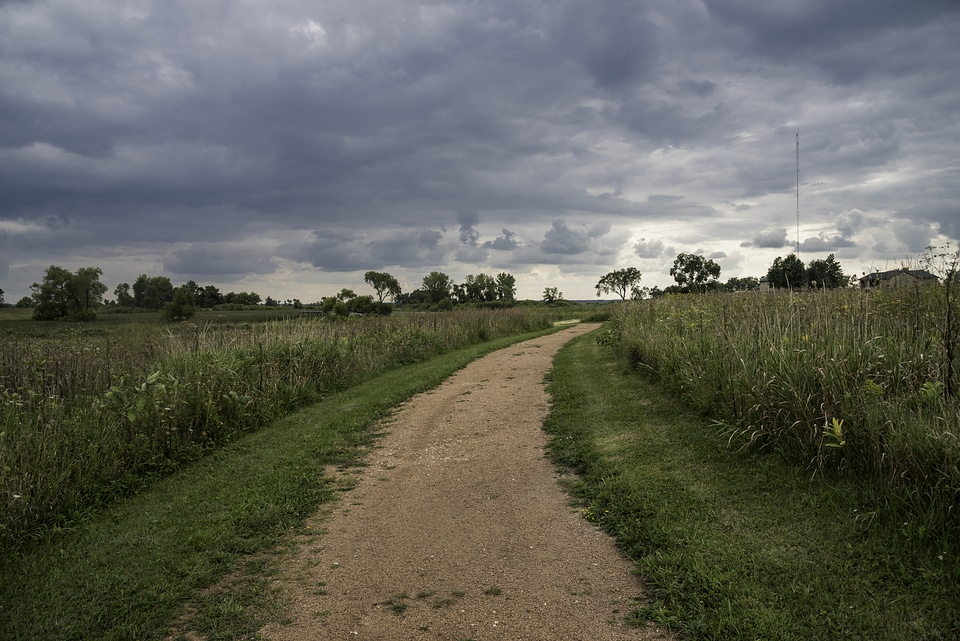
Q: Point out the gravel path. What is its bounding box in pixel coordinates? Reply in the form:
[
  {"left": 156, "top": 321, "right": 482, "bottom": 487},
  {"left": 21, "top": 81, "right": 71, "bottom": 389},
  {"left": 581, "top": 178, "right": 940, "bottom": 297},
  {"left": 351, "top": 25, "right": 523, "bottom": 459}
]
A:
[{"left": 262, "top": 324, "right": 671, "bottom": 640}]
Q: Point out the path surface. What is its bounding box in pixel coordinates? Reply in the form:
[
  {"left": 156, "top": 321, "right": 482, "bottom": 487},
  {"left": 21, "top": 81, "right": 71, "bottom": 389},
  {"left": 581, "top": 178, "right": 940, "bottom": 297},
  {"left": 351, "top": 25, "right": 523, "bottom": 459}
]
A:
[{"left": 262, "top": 324, "right": 671, "bottom": 640}]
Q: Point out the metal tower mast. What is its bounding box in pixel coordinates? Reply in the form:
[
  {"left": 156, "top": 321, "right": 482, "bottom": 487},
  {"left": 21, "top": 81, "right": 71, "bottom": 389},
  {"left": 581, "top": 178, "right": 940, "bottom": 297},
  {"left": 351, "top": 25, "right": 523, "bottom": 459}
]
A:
[{"left": 796, "top": 129, "right": 800, "bottom": 258}]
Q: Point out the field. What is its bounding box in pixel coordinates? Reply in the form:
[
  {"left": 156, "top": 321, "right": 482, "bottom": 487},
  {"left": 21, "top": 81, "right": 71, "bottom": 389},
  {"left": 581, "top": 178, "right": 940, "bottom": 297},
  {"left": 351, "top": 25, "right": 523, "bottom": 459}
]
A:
[
  {"left": 0, "top": 306, "right": 562, "bottom": 550},
  {"left": 608, "top": 286, "right": 960, "bottom": 552}
]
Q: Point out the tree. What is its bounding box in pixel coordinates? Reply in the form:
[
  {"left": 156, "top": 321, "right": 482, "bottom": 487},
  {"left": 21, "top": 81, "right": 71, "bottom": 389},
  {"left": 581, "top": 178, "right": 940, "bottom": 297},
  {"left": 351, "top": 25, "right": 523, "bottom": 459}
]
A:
[
  {"left": 766, "top": 254, "right": 807, "bottom": 289},
  {"left": 197, "top": 285, "right": 223, "bottom": 308},
  {"left": 364, "top": 271, "right": 402, "bottom": 303},
  {"left": 460, "top": 273, "right": 497, "bottom": 302},
  {"left": 114, "top": 282, "right": 135, "bottom": 307},
  {"left": 223, "top": 291, "right": 261, "bottom": 306},
  {"left": 31, "top": 265, "right": 107, "bottom": 321},
  {"left": 133, "top": 274, "right": 174, "bottom": 309},
  {"left": 542, "top": 287, "right": 563, "bottom": 303},
  {"left": 16, "top": 297, "right": 32, "bottom": 308},
  {"left": 162, "top": 284, "right": 197, "bottom": 322},
  {"left": 670, "top": 253, "right": 721, "bottom": 293},
  {"left": 595, "top": 267, "right": 642, "bottom": 300},
  {"left": 0, "top": 287, "right": 4, "bottom": 305},
  {"left": 495, "top": 272, "right": 516, "bottom": 302},
  {"left": 421, "top": 271, "right": 452, "bottom": 304},
  {"left": 806, "top": 254, "right": 846, "bottom": 289},
  {"left": 724, "top": 276, "right": 759, "bottom": 292}
]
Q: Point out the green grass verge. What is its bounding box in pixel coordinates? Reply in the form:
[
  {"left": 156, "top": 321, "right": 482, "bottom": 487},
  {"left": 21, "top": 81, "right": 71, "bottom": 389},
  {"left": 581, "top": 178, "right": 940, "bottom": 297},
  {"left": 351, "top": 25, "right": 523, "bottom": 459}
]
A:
[
  {"left": 0, "top": 326, "right": 561, "bottom": 641},
  {"left": 544, "top": 330, "right": 960, "bottom": 641}
]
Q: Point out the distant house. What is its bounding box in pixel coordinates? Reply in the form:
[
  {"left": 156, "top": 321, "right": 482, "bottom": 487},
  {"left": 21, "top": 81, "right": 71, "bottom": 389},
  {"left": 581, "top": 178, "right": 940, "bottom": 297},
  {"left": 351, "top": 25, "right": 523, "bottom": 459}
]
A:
[
  {"left": 758, "top": 276, "right": 772, "bottom": 291},
  {"left": 859, "top": 268, "right": 938, "bottom": 289}
]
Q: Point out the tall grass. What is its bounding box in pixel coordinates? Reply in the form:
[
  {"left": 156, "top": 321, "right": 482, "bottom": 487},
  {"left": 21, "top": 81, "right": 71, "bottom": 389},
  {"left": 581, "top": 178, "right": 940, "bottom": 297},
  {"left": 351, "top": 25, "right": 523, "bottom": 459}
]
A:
[
  {"left": 611, "top": 287, "right": 960, "bottom": 549},
  {"left": 0, "top": 308, "right": 552, "bottom": 550}
]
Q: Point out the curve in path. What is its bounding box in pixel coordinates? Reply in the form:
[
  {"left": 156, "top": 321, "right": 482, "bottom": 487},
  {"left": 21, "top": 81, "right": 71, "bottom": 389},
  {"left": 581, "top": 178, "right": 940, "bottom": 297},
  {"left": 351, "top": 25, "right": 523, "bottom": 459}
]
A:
[{"left": 263, "top": 324, "right": 671, "bottom": 641}]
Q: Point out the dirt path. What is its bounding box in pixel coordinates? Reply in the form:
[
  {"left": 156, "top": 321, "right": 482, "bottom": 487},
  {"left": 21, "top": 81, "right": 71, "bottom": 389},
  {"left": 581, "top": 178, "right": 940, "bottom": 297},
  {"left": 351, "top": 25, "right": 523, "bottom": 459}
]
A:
[{"left": 262, "top": 324, "right": 671, "bottom": 641}]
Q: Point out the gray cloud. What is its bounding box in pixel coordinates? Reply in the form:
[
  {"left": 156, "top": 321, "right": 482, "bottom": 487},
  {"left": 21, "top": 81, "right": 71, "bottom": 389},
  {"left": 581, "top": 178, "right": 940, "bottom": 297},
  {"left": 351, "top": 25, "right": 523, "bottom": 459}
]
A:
[
  {"left": 634, "top": 238, "right": 666, "bottom": 259},
  {"left": 0, "top": 0, "right": 958, "bottom": 300},
  {"left": 742, "top": 228, "right": 789, "bottom": 249}
]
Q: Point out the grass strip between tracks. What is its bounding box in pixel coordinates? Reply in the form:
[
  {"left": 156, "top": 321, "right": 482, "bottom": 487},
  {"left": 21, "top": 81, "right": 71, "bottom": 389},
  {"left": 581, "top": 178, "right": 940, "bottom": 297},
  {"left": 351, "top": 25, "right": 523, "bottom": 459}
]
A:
[
  {"left": 0, "top": 326, "right": 562, "bottom": 641},
  {"left": 544, "top": 329, "right": 959, "bottom": 641}
]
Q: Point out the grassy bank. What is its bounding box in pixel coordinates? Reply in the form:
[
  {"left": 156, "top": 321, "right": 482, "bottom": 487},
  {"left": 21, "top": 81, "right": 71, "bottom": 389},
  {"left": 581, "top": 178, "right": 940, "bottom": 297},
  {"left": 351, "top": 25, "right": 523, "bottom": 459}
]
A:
[
  {"left": 0, "top": 326, "right": 562, "bottom": 641},
  {"left": 1, "top": 308, "right": 553, "bottom": 550},
  {"left": 545, "top": 330, "right": 959, "bottom": 640},
  {"left": 609, "top": 289, "right": 960, "bottom": 550}
]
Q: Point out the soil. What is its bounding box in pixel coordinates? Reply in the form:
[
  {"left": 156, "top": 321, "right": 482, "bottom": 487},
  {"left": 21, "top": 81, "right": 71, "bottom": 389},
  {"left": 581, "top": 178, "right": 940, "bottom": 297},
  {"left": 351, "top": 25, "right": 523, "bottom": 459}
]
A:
[{"left": 261, "top": 323, "right": 672, "bottom": 640}]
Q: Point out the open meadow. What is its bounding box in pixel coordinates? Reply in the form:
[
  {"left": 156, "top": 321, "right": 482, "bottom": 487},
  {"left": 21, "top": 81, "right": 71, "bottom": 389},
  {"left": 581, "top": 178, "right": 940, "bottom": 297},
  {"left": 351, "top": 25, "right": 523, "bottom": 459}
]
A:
[{"left": 0, "top": 306, "right": 560, "bottom": 550}]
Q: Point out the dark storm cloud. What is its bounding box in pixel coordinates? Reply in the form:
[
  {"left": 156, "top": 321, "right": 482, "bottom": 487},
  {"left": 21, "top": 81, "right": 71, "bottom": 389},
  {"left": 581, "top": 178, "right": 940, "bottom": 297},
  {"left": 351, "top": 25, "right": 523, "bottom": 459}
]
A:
[
  {"left": 1, "top": 0, "right": 958, "bottom": 299},
  {"left": 484, "top": 229, "right": 519, "bottom": 252},
  {"left": 164, "top": 244, "right": 278, "bottom": 277}
]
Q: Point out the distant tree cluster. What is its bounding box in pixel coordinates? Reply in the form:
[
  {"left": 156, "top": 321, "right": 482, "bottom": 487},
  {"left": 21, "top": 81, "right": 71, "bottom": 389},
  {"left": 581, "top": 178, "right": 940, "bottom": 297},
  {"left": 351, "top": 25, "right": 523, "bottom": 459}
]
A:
[
  {"left": 113, "top": 275, "right": 262, "bottom": 311},
  {"left": 391, "top": 271, "right": 517, "bottom": 309},
  {"left": 30, "top": 266, "right": 108, "bottom": 321},
  {"left": 767, "top": 253, "right": 847, "bottom": 289},
  {"left": 24, "top": 265, "right": 271, "bottom": 322}
]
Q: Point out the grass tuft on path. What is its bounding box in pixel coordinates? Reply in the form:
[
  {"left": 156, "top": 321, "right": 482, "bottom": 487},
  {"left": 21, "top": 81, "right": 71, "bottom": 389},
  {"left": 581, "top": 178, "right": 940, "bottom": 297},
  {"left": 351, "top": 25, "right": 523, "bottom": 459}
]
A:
[
  {"left": 0, "top": 327, "right": 561, "bottom": 641},
  {"left": 544, "top": 330, "right": 960, "bottom": 641}
]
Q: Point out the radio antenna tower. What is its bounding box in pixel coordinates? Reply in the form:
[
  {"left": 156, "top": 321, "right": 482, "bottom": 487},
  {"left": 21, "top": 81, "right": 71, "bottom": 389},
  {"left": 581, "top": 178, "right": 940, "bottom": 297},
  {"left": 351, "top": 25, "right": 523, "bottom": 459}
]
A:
[{"left": 796, "top": 129, "right": 800, "bottom": 258}]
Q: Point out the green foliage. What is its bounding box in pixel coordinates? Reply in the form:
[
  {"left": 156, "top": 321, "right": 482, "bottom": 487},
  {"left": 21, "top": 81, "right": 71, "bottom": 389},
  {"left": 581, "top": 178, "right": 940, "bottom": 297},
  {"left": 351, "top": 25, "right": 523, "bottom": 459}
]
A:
[
  {"left": 723, "top": 276, "right": 759, "bottom": 291},
  {"left": 132, "top": 274, "right": 174, "bottom": 309},
  {"left": 595, "top": 267, "right": 642, "bottom": 300},
  {"left": 608, "top": 289, "right": 960, "bottom": 550},
  {"left": 766, "top": 254, "right": 807, "bottom": 289},
  {"left": 669, "top": 252, "right": 721, "bottom": 293},
  {"left": 420, "top": 271, "right": 451, "bottom": 303},
  {"left": 806, "top": 253, "right": 846, "bottom": 289},
  {"left": 542, "top": 286, "right": 563, "bottom": 303},
  {"left": 0, "top": 308, "right": 554, "bottom": 550},
  {"left": 545, "top": 333, "right": 960, "bottom": 640},
  {"left": 31, "top": 265, "right": 107, "bottom": 321},
  {"left": 364, "top": 271, "right": 402, "bottom": 303},
  {"left": 162, "top": 284, "right": 198, "bottom": 322}
]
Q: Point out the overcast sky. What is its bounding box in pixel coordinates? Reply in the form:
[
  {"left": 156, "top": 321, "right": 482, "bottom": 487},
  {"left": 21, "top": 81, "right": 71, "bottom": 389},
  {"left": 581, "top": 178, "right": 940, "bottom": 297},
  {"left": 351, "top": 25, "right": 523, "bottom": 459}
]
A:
[{"left": 2, "top": 0, "right": 959, "bottom": 302}]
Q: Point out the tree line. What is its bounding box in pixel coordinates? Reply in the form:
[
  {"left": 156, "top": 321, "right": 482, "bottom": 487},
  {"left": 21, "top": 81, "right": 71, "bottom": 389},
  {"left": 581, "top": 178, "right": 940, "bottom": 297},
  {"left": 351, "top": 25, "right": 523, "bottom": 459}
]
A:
[
  {"left": 594, "top": 252, "right": 850, "bottom": 300},
  {"left": 15, "top": 265, "right": 522, "bottom": 322},
  {"left": 10, "top": 252, "right": 853, "bottom": 322},
  {"left": 20, "top": 266, "right": 269, "bottom": 322}
]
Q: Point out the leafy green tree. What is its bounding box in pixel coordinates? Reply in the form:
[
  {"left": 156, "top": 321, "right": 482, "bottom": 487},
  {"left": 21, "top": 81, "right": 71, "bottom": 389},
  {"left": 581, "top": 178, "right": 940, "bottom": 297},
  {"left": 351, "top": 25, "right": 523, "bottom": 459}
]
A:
[
  {"left": 421, "top": 271, "right": 452, "bottom": 304},
  {"left": 31, "top": 265, "right": 107, "bottom": 321},
  {"left": 133, "top": 274, "right": 174, "bottom": 309},
  {"left": 364, "top": 271, "right": 402, "bottom": 303},
  {"left": 223, "top": 291, "right": 261, "bottom": 306},
  {"left": 767, "top": 254, "right": 807, "bottom": 289},
  {"left": 806, "top": 254, "right": 846, "bottom": 289},
  {"left": 595, "top": 267, "right": 642, "bottom": 300},
  {"left": 114, "top": 282, "right": 135, "bottom": 307},
  {"left": 542, "top": 287, "right": 563, "bottom": 303},
  {"left": 724, "top": 276, "right": 759, "bottom": 292},
  {"left": 0, "top": 287, "right": 4, "bottom": 305},
  {"left": 162, "top": 284, "right": 197, "bottom": 322},
  {"left": 495, "top": 272, "right": 516, "bottom": 302},
  {"left": 16, "top": 296, "right": 32, "bottom": 308},
  {"left": 197, "top": 285, "right": 223, "bottom": 308},
  {"left": 670, "top": 253, "right": 721, "bottom": 293}
]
